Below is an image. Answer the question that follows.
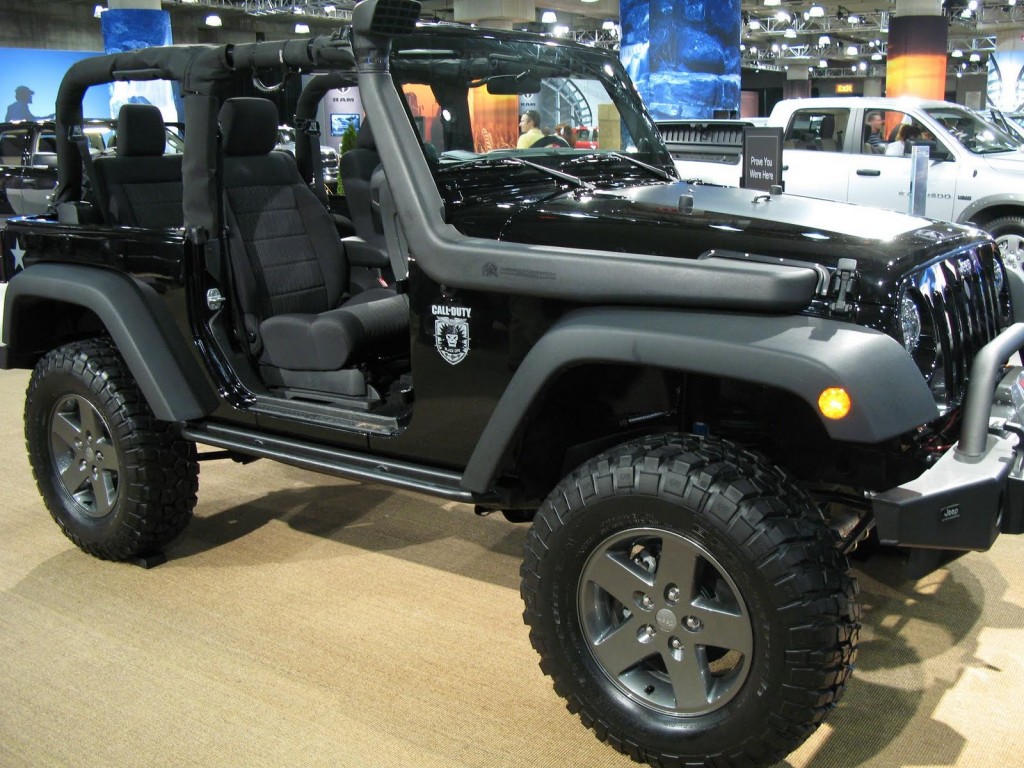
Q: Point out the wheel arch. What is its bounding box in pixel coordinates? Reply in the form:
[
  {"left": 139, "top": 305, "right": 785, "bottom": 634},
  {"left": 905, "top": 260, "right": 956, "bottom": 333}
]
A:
[
  {"left": 957, "top": 197, "right": 1024, "bottom": 229},
  {"left": 3, "top": 264, "right": 219, "bottom": 422},
  {"left": 460, "top": 307, "right": 938, "bottom": 495}
]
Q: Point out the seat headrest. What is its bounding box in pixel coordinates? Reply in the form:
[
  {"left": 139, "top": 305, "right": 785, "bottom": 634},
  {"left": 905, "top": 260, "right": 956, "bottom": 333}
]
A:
[
  {"left": 220, "top": 97, "right": 279, "bottom": 157},
  {"left": 356, "top": 120, "right": 375, "bottom": 151},
  {"left": 116, "top": 104, "right": 167, "bottom": 157}
]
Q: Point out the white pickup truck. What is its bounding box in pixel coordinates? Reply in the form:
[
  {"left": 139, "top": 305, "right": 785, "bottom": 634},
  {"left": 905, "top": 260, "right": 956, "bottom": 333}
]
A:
[{"left": 663, "top": 97, "right": 1024, "bottom": 271}]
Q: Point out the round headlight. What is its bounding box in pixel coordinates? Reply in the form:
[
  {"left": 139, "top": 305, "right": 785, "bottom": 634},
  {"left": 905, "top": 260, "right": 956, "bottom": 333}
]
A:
[
  {"left": 993, "top": 257, "right": 1006, "bottom": 295},
  {"left": 900, "top": 294, "right": 922, "bottom": 354}
]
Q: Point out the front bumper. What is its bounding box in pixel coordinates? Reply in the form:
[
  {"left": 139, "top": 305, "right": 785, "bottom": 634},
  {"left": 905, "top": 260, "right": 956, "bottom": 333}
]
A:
[{"left": 873, "top": 323, "right": 1024, "bottom": 551}]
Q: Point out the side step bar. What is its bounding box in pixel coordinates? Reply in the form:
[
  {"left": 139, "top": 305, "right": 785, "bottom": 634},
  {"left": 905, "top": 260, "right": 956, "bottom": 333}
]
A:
[{"left": 181, "top": 422, "right": 486, "bottom": 504}]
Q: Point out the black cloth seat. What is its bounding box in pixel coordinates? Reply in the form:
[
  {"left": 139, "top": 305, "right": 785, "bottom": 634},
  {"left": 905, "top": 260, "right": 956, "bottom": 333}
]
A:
[
  {"left": 92, "top": 104, "right": 182, "bottom": 227},
  {"left": 339, "top": 119, "right": 385, "bottom": 247},
  {"left": 219, "top": 97, "right": 407, "bottom": 383}
]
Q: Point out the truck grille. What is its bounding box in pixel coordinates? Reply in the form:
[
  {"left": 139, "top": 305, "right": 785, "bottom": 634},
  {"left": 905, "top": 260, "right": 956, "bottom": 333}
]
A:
[{"left": 908, "top": 241, "right": 1007, "bottom": 410}]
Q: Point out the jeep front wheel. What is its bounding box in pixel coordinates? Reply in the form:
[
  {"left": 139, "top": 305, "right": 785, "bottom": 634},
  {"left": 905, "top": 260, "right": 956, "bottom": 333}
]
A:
[
  {"left": 520, "top": 434, "right": 859, "bottom": 767},
  {"left": 25, "top": 339, "right": 199, "bottom": 561}
]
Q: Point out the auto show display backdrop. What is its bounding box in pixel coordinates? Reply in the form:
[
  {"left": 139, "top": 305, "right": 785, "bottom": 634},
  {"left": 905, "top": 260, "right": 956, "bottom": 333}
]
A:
[
  {"left": 1, "top": 50, "right": 109, "bottom": 122},
  {"left": 101, "top": 8, "right": 180, "bottom": 123},
  {"left": 620, "top": 0, "right": 741, "bottom": 120}
]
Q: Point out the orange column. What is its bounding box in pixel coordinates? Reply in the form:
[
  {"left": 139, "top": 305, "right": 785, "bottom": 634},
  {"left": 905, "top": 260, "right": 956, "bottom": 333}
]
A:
[{"left": 886, "top": 1, "right": 947, "bottom": 99}]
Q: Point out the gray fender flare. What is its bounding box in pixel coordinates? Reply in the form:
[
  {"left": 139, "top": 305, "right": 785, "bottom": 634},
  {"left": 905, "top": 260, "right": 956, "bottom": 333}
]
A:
[
  {"left": 460, "top": 308, "right": 938, "bottom": 494},
  {"left": 3, "top": 263, "right": 219, "bottom": 422}
]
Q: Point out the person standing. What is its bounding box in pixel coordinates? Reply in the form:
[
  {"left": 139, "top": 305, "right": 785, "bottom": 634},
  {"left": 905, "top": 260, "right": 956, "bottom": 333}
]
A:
[
  {"left": 517, "top": 110, "right": 543, "bottom": 148},
  {"left": 5, "top": 86, "right": 42, "bottom": 121}
]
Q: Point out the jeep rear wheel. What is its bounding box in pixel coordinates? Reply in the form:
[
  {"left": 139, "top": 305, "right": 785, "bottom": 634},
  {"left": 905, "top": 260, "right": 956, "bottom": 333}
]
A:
[
  {"left": 521, "top": 434, "right": 859, "bottom": 768},
  {"left": 25, "top": 339, "right": 199, "bottom": 561}
]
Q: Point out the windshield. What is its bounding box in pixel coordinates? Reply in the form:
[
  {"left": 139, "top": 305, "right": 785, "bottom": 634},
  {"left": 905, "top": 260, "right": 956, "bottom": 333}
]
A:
[
  {"left": 390, "top": 29, "right": 675, "bottom": 180},
  {"left": 924, "top": 106, "right": 1020, "bottom": 154}
]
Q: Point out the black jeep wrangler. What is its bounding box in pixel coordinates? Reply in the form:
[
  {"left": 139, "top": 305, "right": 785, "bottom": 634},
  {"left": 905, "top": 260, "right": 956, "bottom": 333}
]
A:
[{"left": 3, "top": 2, "right": 1024, "bottom": 765}]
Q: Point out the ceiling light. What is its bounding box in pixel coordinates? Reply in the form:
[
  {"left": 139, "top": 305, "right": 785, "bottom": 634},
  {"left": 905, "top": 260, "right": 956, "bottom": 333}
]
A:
[
  {"left": 771, "top": 43, "right": 780, "bottom": 53},
  {"left": 1011, "top": 0, "right": 1018, "bottom": 6},
  {"left": 775, "top": 10, "right": 790, "bottom": 22},
  {"left": 851, "top": 64, "right": 857, "bottom": 72},
  {"left": 205, "top": 14, "right": 222, "bottom": 27},
  {"left": 541, "top": 11, "right": 557, "bottom": 23},
  {"left": 960, "top": 7, "right": 972, "bottom": 17},
  {"left": 970, "top": 52, "right": 981, "bottom": 62},
  {"left": 819, "top": 59, "right": 828, "bottom": 68},
  {"left": 602, "top": 20, "right": 615, "bottom": 30},
  {"left": 553, "top": 25, "right": 569, "bottom": 36},
  {"left": 871, "top": 52, "right": 882, "bottom": 61},
  {"left": 846, "top": 45, "right": 858, "bottom": 56},
  {"left": 784, "top": 28, "right": 797, "bottom": 38},
  {"left": 818, "top": 35, "right": 830, "bottom": 46},
  {"left": 740, "top": 43, "right": 746, "bottom": 51},
  {"left": 848, "top": 14, "right": 860, "bottom": 23},
  {"left": 93, "top": 4, "right": 104, "bottom": 17},
  {"left": 295, "top": 22, "right": 309, "bottom": 33},
  {"left": 763, "top": 0, "right": 781, "bottom": 5},
  {"left": 952, "top": 49, "right": 963, "bottom": 58},
  {"left": 323, "top": 4, "right": 336, "bottom": 11},
  {"left": 968, "top": 0, "right": 978, "bottom": 9},
  {"left": 957, "top": 72, "right": 963, "bottom": 78},
  {"left": 750, "top": 45, "right": 758, "bottom": 54},
  {"left": 859, "top": 62, "right": 867, "bottom": 71},
  {"left": 748, "top": 19, "right": 761, "bottom": 30},
  {"left": 809, "top": 5, "right": 825, "bottom": 17}
]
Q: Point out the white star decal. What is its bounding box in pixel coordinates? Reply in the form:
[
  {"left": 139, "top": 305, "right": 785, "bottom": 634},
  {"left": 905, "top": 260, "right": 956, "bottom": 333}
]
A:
[{"left": 10, "top": 239, "right": 25, "bottom": 272}]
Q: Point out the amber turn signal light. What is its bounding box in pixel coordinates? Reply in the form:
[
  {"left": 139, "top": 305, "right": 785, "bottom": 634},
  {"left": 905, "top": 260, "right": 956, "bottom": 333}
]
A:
[{"left": 818, "top": 387, "right": 851, "bottom": 420}]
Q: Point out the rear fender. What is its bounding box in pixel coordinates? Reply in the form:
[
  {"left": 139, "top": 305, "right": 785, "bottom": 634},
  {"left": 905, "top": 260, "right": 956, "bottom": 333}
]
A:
[{"left": 2, "top": 263, "right": 219, "bottom": 422}]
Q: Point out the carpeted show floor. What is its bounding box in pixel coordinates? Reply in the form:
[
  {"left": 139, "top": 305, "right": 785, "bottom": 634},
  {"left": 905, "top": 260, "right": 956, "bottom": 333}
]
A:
[{"left": 1, "top": 366, "right": 1022, "bottom": 768}]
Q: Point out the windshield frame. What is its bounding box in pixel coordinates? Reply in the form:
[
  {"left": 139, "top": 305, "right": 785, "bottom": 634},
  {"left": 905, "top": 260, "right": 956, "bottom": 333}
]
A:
[{"left": 390, "top": 27, "right": 676, "bottom": 177}]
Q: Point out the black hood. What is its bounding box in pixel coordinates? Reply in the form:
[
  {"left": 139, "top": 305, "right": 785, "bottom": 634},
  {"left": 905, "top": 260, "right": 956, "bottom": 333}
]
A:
[{"left": 446, "top": 178, "right": 985, "bottom": 307}]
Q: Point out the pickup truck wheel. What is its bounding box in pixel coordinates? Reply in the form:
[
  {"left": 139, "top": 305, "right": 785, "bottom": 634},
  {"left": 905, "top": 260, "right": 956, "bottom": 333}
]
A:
[
  {"left": 986, "top": 215, "right": 1024, "bottom": 272},
  {"left": 24, "top": 339, "right": 199, "bottom": 561},
  {"left": 521, "top": 434, "right": 859, "bottom": 767}
]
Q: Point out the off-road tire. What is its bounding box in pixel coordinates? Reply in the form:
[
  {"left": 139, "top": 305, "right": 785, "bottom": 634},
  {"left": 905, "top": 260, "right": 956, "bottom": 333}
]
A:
[
  {"left": 25, "top": 339, "right": 199, "bottom": 561},
  {"left": 521, "top": 434, "right": 859, "bottom": 768}
]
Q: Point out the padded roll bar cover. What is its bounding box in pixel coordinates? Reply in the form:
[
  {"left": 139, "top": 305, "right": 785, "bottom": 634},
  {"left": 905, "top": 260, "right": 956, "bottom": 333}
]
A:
[
  {"left": 3, "top": 264, "right": 219, "bottom": 422},
  {"left": 460, "top": 308, "right": 940, "bottom": 493}
]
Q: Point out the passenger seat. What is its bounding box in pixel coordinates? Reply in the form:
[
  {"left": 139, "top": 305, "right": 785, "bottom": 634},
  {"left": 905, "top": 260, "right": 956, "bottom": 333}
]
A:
[{"left": 218, "top": 97, "right": 408, "bottom": 396}]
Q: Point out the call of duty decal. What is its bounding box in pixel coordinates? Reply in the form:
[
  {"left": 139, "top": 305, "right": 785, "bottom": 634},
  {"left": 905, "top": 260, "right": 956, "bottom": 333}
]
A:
[{"left": 432, "top": 304, "right": 471, "bottom": 365}]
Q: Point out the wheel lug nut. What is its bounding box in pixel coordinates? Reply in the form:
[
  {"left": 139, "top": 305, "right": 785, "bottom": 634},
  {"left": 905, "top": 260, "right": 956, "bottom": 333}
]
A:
[
  {"left": 641, "top": 595, "right": 653, "bottom": 609},
  {"left": 666, "top": 586, "right": 680, "bottom": 602},
  {"left": 670, "top": 637, "right": 682, "bottom": 650},
  {"left": 684, "top": 616, "right": 703, "bottom": 632}
]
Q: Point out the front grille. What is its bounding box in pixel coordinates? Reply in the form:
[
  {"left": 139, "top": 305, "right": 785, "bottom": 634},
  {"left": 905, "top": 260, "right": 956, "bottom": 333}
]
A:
[{"left": 908, "top": 241, "right": 1005, "bottom": 410}]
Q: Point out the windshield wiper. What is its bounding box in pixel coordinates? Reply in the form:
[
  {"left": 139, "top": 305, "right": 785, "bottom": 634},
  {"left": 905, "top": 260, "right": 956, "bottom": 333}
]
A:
[
  {"left": 501, "top": 157, "right": 596, "bottom": 191},
  {"left": 603, "top": 152, "right": 676, "bottom": 181}
]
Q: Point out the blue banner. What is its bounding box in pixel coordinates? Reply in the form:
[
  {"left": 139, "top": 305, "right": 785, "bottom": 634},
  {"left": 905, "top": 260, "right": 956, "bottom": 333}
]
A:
[
  {"left": 101, "top": 8, "right": 179, "bottom": 122},
  {"left": 621, "top": 0, "right": 741, "bottom": 120}
]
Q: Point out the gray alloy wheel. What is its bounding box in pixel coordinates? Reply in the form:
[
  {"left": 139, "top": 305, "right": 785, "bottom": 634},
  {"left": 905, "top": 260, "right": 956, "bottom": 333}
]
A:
[
  {"left": 48, "top": 394, "right": 121, "bottom": 519},
  {"left": 25, "top": 339, "right": 199, "bottom": 561},
  {"left": 521, "top": 433, "right": 860, "bottom": 768},
  {"left": 578, "top": 527, "right": 753, "bottom": 717}
]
